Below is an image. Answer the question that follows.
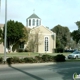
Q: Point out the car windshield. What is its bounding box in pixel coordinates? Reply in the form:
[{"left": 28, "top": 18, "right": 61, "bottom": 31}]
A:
[{"left": 72, "top": 51, "right": 80, "bottom": 54}]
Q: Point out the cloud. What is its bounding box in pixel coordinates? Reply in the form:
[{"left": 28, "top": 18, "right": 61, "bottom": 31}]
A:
[{"left": 0, "top": 0, "right": 80, "bottom": 31}]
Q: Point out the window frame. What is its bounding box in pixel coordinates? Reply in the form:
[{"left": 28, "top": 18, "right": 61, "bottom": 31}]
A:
[
  {"left": 44, "top": 36, "right": 49, "bottom": 52},
  {"left": 19, "top": 42, "right": 24, "bottom": 49}
]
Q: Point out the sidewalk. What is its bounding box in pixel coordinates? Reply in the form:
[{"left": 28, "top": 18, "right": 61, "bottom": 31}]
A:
[
  {"left": 0, "top": 62, "right": 56, "bottom": 68},
  {"left": 0, "top": 61, "right": 78, "bottom": 68}
]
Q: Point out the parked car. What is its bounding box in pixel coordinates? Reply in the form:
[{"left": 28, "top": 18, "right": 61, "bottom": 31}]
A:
[{"left": 68, "top": 51, "right": 80, "bottom": 59}]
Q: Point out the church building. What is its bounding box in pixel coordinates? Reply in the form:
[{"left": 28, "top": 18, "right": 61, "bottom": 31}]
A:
[
  {"left": 0, "top": 13, "right": 56, "bottom": 53},
  {"left": 26, "top": 13, "right": 56, "bottom": 53}
]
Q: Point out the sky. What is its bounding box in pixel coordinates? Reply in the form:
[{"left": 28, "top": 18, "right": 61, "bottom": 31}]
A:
[{"left": 0, "top": 0, "right": 80, "bottom": 32}]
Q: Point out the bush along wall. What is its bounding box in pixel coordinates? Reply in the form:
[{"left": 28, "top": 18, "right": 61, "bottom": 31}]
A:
[
  {"left": 0, "top": 57, "right": 3, "bottom": 64},
  {"left": 54, "top": 54, "right": 65, "bottom": 62},
  {"left": 41, "top": 54, "right": 54, "bottom": 62},
  {"left": 0, "top": 54, "right": 66, "bottom": 64}
]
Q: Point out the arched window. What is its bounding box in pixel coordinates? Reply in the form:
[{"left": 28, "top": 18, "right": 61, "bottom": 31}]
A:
[
  {"left": 36, "top": 19, "right": 38, "bottom": 26},
  {"left": 32, "top": 19, "right": 35, "bottom": 26},
  {"left": 45, "top": 37, "right": 49, "bottom": 51},
  {"left": 29, "top": 19, "right": 31, "bottom": 26}
]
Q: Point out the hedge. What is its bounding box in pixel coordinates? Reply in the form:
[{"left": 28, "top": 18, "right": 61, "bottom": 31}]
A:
[
  {"left": 0, "top": 57, "right": 3, "bottom": 63},
  {"left": 0, "top": 54, "right": 66, "bottom": 64},
  {"left": 54, "top": 54, "right": 65, "bottom": 62}
]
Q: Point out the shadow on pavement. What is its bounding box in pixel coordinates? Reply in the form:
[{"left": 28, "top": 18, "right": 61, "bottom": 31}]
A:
[
  {"left": 6, "top": 57, "right": 44, "bottom": 80},
  {"left": 47, "top": 62, "right": 80, "bottom": 80},
  {"left": 8, "top": 65, "right": 44, "bottom": 80},
  {"left": 6, "top": 58, "right": 80, "bottom": 80}
]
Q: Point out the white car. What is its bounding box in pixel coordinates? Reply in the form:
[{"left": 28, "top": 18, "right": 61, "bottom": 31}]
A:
[{"left": 68, "top": 51, "right": 80, "bottom": 59}]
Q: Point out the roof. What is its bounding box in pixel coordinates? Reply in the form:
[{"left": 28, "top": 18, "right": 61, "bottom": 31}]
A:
[
  {"left": 30, "top": 25, "right": 56, "bottom": 35},
  {"left": 27, "top": 13, "right": 40, "bottom": 19}
]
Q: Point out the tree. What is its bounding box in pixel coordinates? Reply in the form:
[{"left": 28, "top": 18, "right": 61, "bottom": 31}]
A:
[
  {"left": 71, "top": 30, "right": 79, "bottom": 43},
  {"left": 26, "top": 28, "right": 43, "bottom": 52},
  {"left": 76, "top": 21, "right": 80, "bottom": 30},
  {"left": 3, "top": 20, "right": 28, "bottom": 52},
  {"left": 70, "top": 21, "right": 80, "bottom": 50},
  {"left": 71, "top": 21, "right": 80, "bottom": 44},
  {"left": 0, "top": 28, "right": 3, "bottom": 44},
  {"left": 19, "top": 27, "right": 28, "bottom": 43},
  {"left": 51, "top": 25, "right": 71, "bottom": 49}
]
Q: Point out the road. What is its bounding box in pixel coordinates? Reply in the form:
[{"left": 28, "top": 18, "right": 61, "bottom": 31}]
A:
[{"left": 0, "top": 62, "right": 80, "bottom": 80}]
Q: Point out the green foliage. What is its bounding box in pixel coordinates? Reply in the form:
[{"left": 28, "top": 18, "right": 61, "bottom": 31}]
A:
[
  {"left": 0, "top": 57, "right": 3, "bottom": 63},
  {"left": 55, "top": 47, "right": 64, "bottom": 53},
  {"left": 3, "top": 20, "right": 28, "bottom": 52},
  {"left": 19, "top": 27, "right": 28, "bottom": 42},
  {"left": 51, "top": 25, "right": 70, "bottom": 49},
  {"left": 6, "top": 58, "right": 12, "bottom": 66},
  {"left": 56, "top": 39, "right": 64, "bottom": 53},
  {"left": 76, "top": 21, "right": 80, "bottom": 29},
  {"left": 7, "top": 57, "right": 24, "bottom": 64},
  {"left": 0, "top": 54, "right": 66, "bottom": 64},
  {"left": 18, "top": 49, "right": 24, "bottom": 52},
  {"left": 71, "top": 21, "right": 80, "bottom": 43},
  {"left": 71, "top": 30, "right": 80, "bottom": 43},
  {"left": 12, "top": 57, "right": 21, "bottom": 63},
  {"left": 24, "top": 57, "right": 36, "bottom": 63},
  {"left": 27, "top": 28, "right": 42, "bottom": 52},
  {"left": 54, "top": 54, "right": 65, "bottom": 62},
  {"left": 27, "top": 38, "right": 35, "bottom": 52},
  {"left": 41, "top": 54, "right": 53, "bottom": 62},
  {"left": 35, "top": 56, "right": 43, "bottom": 62},
  {"left": 3, "top": 20, "right": 24, "bottom": 43},
  {"left": 0, "top": 28, "right": 3, "bottom": 44},
  {"left": 57, "top": 42, "right": 64, "bottom": 52}
]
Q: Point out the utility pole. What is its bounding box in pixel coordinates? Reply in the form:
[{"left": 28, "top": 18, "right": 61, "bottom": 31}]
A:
[
  {"left": 0, "top": 0, "right": 1, "bottom": 12},
  {"left": 4, "top": 0, "right": 7, "bottom": 63}
]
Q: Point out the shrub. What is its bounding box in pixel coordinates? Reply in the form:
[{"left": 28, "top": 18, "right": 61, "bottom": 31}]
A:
[
  {"left": 41, "top": 54, "right": 53, "bottom": 62},
  {"left": 35, "top": 56, "right": 43, "bottom": 63},
  {"left": 18, "top": 49, "right": 24, "bottom": 52},
  {"left": 56, "top": 47, "right": 64, "bottom": 53},
  {"left": 19, "top": 58, "right": 25, "bottom": 63},
  {"left": 54, "top": 54, "right": 65, "bottom": 62},
  {"left": 6, "top": 57, "right": 12, "bottom": 66},
  {"left": 0, "top": 57, "right": 3, "bottom": 63},
  {"left": 12, "top": 57, "right": 21, "bottom": 63},
  {"left": 24, "top": 57, "right": 36, "bottom": 63},
  {"left": 24, "top": 49, "right": 29, "bottom": 52}
]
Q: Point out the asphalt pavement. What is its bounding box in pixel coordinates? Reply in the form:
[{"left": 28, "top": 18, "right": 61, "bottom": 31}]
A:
[{"left": 0, "top": 62, "right": 80, "bottom": 80}]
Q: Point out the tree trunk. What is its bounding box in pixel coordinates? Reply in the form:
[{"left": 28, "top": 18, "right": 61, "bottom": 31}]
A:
[{"left": 10, "top": 45, "right": 13, "bottom": 53}]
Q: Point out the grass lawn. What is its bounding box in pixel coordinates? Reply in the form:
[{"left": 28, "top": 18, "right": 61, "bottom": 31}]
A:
[
  {"left": 66, "top": 59, "right": 80, "bottom": 62},
  {"left": 48, "top": 53, "right": 70, "bottom": 56},
  {"left": 0, "top": 52, "right": 39, "bottom": 58},
  {"left": 0, "top": 52, "right": 70, "bottom": 58},
  {"left": 0, "top": 52, "right": 80, "bottom": 62}
]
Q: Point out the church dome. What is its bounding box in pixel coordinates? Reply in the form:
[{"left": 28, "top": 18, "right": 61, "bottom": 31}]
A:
[
  {"left": 26, "top": 13, "right": 41, "bottom": 28},
  {"left": 27, "top": 13, "right": 40, "bottom": 19}
]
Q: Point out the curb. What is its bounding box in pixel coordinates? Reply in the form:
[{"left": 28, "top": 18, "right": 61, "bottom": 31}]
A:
[
  {"left": 0, "top": 61, "right": 80, "bottom": 68},
  {"left": 0, "top": 62, "right": 56, "bottom": 68}
]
